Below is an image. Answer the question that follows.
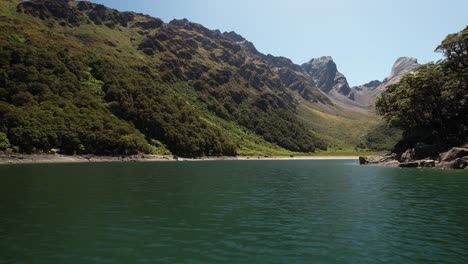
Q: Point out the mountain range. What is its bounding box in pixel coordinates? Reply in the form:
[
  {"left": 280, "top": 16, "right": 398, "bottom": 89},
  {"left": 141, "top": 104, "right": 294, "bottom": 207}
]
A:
[
  {"left": 303, "top": 56, "right": 419, "bottom": 108},
  {"left": 0, "top": 0, "right": 415, "bottom": 156}
]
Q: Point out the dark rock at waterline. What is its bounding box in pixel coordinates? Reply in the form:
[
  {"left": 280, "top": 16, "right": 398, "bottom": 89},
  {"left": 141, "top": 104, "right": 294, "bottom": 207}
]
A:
[
  {"left": 358, "top": 156, "right": 380, "bottom": 164},
  {"left": 359, "top": 156, "right": 368, "bottom": 165},
  {"left": 439, "top": 147, "right": 468, "bottom": 162},
  {"left": 359, "top": 147, "right": 468, "bottom": 170},
  {"left": 453, "top": 158, "right": 467, "bottom": 169},
  {"left": 398, "top": 162, "right": 419, "bottom": 168},
  {"left": 400, "top": 148, "right": 415, "bottom": 163},
  {"left": 436, "top": 157, "right": 467, "bottom": 169},
  {"left": 419, "top": 160, "right": 435, "bottom": 168}
]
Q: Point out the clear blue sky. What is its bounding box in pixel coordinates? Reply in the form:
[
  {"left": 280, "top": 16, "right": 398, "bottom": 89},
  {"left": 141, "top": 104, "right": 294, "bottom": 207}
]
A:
[{"left": 92, "top": 0, "right": 467, "bottom": 86}]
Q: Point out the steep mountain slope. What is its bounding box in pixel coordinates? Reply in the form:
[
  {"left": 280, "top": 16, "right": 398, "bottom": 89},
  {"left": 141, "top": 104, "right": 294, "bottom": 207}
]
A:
[
  {"left": 349, "top": 57, "right": 419, "bottom": 108},
  {"left": 1, "top": 0, "right": 339, "bottom": 156},
  {"left": 0, "top": 0, "right": 402, "bottom": 156},
  {"left": 296, "top": 56, "right": 419, "bottom": 149},
  {"left": 302, "top": 56, "right": 419, "bottom": 109},
  {"left": 301, "top": 56, "right": 352, "bottom": 98}
]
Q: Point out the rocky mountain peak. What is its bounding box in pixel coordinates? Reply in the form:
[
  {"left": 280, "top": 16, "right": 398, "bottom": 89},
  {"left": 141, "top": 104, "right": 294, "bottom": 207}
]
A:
[
  {"left": 385, "top": 57, "right": 418, "bottom": 85},
  {"left": 222, "top": 31, "right": 246, "bottom": 43},
  {"left": 301, "top": 56, "right": 351, "bottom": 96},
  {"left": 17, "top": 0, "right": 164, "bottom": 29},
  {"left": 362, "top": 80, "right": 383, "bottom": 89},
  {"left": 343, "top": 57, "right": 419, "bottom": 108}
]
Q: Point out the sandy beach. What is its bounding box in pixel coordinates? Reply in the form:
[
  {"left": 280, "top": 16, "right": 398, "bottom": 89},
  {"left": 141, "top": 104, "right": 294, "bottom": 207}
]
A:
[{"left": 0, "top": 154, "right": 359, "bottom": 165}]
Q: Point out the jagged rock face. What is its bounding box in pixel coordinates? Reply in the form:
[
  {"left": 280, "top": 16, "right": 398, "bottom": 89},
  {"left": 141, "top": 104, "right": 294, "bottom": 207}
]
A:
[
  {"left": 362, "top": 80, "right": 382, "bottom": 89},
  {"left": 302, "top": 56, "right": 336, "bottom": 93},
  {"left": 340, "top": 57, "right": 419, "bottom": 108},
  {"left": 222, "top": 31, "right": 245, "bottom": 42},
  {"left": 359, "top": 57, "right": 419, "bottom": 102},
  {"left": 301, "top": 56, "right": 351, "bottom": 96},
  {"left": 17, "top": 0, "right": 87, "bottom": 26},
  {"left": 263, "top": 55, "right": 304, "bottom": 73},
  {"left": 334, "top": 72, "right": 351, "bottom": 96},
  {"left": 383, "top": 57, "right": 419, "bottom": 86},
  {"left": 17, "top": 0, "right": 161, "bottom": 29}
]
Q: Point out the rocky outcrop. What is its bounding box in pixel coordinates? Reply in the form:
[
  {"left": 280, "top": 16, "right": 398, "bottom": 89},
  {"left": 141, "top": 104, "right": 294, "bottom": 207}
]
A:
[
  {"left": 436, "top": 158, "right": 468, "bottom": 170},
  {"left": 419, "top": 160, "right": 436, "bottom": 168},
  {"left": 17, "top": 0, "right": 163, "bottom": 30},
  {"left": 222, "top": 31, "right": 246, "bottom": 42},
  {"left": 132, "top": 17, "right": 163, "bottom": 30},
  {"left": 439, "top": 147, "right": 468, "bottom": 162},
  {"left": 360, "top": 146, "right": 468, "bottom": 169},
  {"left": 301, "top": 56, "right": 419, "bottom": 108},
  {"left": 436, "top": 148, "right": 468, "bottom": 169},
  {"left": 400, "top": 148, "right": 415, "bottom": 163},
  {"left": 346, "top": 57, "right": 419, "bottom": 108},
  {"left": 359, "top": 153, "right": 397, "bottom": 165},
  {"left": 359, "top": 156, "right": 368, "bottom": 165},
  {"left": 362, "top": 57, "right": 419, "bottom": 100},
  {"left": 263, "top": 55, "right": 304, "bottom": 73},
  {"left": 384, "top": 57, "right": 419, "bottom": 86},
  {"left": 362, "top": 80, "right": 383, "bottom": 90},
  {"left": 301, "top": 56, "right": 352, "bottom": 97},
  {"left": 17, "top": 0, "right": 88, "bottom": 26}
]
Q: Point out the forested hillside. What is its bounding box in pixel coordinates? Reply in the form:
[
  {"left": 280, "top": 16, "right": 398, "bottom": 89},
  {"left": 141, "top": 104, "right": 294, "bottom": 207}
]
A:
[{"left": 0, "top": 0, "right": 333, "bottom": 156}]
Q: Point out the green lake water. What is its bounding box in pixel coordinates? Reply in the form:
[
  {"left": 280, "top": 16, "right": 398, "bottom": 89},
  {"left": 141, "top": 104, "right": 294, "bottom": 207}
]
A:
[{"left": 0, "top": 160, "right": 467, "bottom": 263}]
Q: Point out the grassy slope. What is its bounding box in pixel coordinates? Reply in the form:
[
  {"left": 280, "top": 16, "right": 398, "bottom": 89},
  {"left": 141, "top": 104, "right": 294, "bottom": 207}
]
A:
[{"left": 296, "top": 94, "right": 388, "bottom": 155}]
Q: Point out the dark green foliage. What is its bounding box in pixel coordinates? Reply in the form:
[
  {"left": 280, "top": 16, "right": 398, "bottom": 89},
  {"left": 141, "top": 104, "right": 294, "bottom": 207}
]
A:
[
  {"left": 0, "top": 132, "right": 10, "bottom": 150},
  {"left": 0, "top": 44, "right": 150, "bottom": 155},
  {"left": 359, "top": 123, "right": 402, "bottom": 151},
  {"left": 376, "top": 27, "right": 468, "bottom": 150},
  {"left": 235, "top": 103, "right": 323, "bottom": 152},
  {"left": 89, "top": 60, "right": 237, "bottom": 157}
]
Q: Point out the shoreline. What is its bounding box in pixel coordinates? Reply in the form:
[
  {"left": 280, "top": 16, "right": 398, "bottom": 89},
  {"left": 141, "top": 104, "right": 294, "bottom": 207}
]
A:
[
  {"left": 0, "top": 154, "right": 359, "bottom": 165},
  {"left": 359, "top": 147, "right": 468, "bottom": 170}
]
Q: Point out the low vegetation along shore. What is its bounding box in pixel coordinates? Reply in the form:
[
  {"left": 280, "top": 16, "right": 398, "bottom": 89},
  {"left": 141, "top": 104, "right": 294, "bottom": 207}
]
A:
[{"left": 0, "top": 154, "right": 359, "bottom": 164}]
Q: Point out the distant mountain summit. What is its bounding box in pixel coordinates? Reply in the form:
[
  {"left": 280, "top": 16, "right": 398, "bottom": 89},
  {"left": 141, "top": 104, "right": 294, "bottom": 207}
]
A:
[
  {"left": 383, "top": 57, "right": 419, "bottom": 86},
  {"left": 301, "top": 56, "right": 352, "bottom": 97},
  {"left": 349, "top": 57, "right": 419, "bottom": 108},
  {"left": 301, "top": 56, "right": 419, "bottom": 108}
]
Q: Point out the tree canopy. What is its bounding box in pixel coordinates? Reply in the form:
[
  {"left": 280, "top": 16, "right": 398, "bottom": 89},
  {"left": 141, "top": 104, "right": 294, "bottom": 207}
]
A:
[{"left": 376, "top": 26, "right": 467, "bottom": 150}]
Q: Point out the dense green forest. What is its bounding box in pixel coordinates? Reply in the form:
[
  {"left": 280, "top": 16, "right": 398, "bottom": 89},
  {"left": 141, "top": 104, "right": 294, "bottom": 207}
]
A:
[
  {"left": 0, "top": 0, "right": 327, "bottom": 156},
  {"left": 376, "top": 26, "right": 467, "bottom": 152}
]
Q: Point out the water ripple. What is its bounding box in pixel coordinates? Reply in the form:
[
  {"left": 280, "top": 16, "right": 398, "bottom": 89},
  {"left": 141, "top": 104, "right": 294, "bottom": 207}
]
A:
[{"left": 0, "top": 161, "right": 467, "bottom": 263}]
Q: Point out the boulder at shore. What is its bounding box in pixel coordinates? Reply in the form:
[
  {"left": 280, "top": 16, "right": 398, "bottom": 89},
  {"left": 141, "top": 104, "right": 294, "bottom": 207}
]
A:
[
  {"left": 439, "top": 148, "right": 468, "bottom": 162},
  {"left": 359, "top": 147, "right": 468, "bottom": 170}
]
